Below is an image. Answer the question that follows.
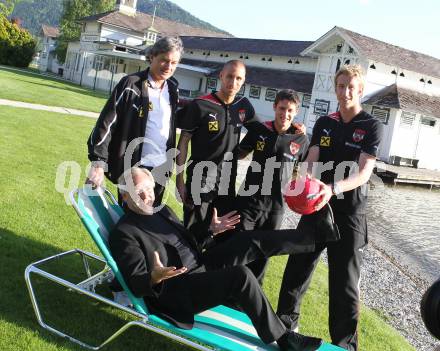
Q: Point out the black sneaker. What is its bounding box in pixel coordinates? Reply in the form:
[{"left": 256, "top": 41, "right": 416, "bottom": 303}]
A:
[{"left": 287, "top": 331, "right": 322, "bottom": 351}]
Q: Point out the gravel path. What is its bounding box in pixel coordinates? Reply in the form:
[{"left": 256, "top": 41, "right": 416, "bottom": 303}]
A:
[{"left": 281, "top": 210, "right": 440, "bottom": 351}]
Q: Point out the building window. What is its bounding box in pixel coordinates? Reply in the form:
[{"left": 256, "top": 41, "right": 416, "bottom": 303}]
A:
[
  {"left": 314, "top": 99, "right": 330, "bottom": 116},
  {"left": 302, "top": 94, "right": 311, "bottom": 108},
  {"left": 371, "top": 106, "right": 390, "bottom": 124},
  {"left": 93, "top": 55, "right": 103, "bottom": 70},
  {"left": 400, "top": 111, "right": 416, "bottom": 127},
  {"left": 265, "top": 88, "right": 277, "bottom": 102},
  {"left": 335, "top": 59, "right": 341, "bottom": 72},
  {"left": 206, "top": 78, "right": 217, "bottom": 90},
  {"left": 179, "top": 89, "right": 191, "bottom": 97},
  {"left": 237, "top": 84, "right": 245, "bottom": 96},
  {"left": 103, "top": 57, "right": 110, "bottom": 70},
  {"left": 249, "top": 85, "right": 261, "bottom": 99},
  {"left": 147, "top": 32, "right": 156, "bottom": 41},
  {"left": 420, "top": 116, "right": 436, "bottom": 127}
]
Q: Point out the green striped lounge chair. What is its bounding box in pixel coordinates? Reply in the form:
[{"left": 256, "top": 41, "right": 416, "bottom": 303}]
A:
[{"left": 24, "top": 187, "right": 343, "bottom": 351}]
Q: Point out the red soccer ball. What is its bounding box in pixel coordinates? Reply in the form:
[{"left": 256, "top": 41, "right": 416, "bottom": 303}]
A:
[{"left": 283, "top": 177, "right": 322, "bottom": 215}]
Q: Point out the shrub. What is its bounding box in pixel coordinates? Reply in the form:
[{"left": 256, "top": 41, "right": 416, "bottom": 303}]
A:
[{"left": 0, "top": 14, "right": 36, "bottom": 67}]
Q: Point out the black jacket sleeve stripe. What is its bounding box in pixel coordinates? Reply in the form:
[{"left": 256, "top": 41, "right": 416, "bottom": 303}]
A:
[{"left": 87, "top": 83, "right": 139, "bottom": 161}]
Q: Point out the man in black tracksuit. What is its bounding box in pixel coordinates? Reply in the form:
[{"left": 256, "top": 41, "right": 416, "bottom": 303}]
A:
[
  {"left": 236, "top": 90, "right": 309, "bottom": 284},
  {"left": 277, "top": 65, "right": 383, "bottom": 351},
  {"left": 176, "top": 60, "right": 267, "bottom": 243},
  {"left": 86, "top": 37, "right": 182, "bottom": 206}
]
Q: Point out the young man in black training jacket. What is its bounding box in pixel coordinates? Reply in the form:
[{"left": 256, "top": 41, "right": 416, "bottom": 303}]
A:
[
  {"left": 176, "top": 60, "right": 267, "bottom": 245},
  {"left": 277, "top": 65, "right": 384, "bottom": 351},
  {"left": 236, "top": 89, "right": 309, "bottom": 285}
]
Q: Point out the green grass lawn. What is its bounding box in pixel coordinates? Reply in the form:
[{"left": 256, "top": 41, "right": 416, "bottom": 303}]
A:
[
  {"left": 0, "top": 66, "right": 108, "bottom": 112},
  {"left": 0, "top": 106, "right": 415, "bottom": 351}
]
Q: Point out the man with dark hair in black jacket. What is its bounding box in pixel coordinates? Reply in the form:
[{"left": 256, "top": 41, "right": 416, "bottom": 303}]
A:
[
  {"left": 86, "top": 36, "right": 183, "bottom": 206},
  {"left": 236, "top": 89, "right": 309, "bottom": 285}
]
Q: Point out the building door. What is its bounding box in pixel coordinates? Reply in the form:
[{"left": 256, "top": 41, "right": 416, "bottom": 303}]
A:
[{"left": 414, "top": 116, "right": 439, "bottom": 169}]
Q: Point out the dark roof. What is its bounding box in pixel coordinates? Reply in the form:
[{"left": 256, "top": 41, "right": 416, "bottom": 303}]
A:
[
  {"left": 180, "top": 36, "right": 314, "bottom": 57},
  {"left": 363, "top": 84, "right": 440, "bottom": 118},
  {"left": 337, "top": 27, "right": 440, "bottom": 79},
  {"left": 41, "top": 24, "right": 59, "bottom": 38},
  {"left": 180, "top": 58, "right": 315, "bottom": 93},
  {"left": 180, "top": 58, "right": 223, "bottom": 70},
  {"left": 80, "top": 10, "right": 230, "bottom": 38}
]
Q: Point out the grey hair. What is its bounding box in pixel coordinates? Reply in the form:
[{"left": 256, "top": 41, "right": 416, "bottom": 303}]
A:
[
  {"left": 117, "top": 167, "right": 154, "bottom": 194},
  {"left": 146, "top": 36, "right": 184, "bottom": 62}
]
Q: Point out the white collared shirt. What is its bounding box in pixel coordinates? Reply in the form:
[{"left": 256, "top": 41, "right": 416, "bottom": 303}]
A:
[{"left": 140, "top": 76, "right": 172, "bottom": 167}]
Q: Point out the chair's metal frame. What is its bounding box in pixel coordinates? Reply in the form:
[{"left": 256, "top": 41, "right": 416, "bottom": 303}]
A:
[
  {"left": 24, "top": 188, "right": 213, "bottom": 351},
  {"left": 25, "top": 249, "right": 212, "bottom": 351}
]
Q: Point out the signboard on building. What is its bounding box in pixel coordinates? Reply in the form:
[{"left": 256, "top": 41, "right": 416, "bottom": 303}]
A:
[
  {"left": 81, "top": 34, "right": 99, "bottom": 42},
  {"left": 314, "top": 99, "right": 330, "bottom": 115}
]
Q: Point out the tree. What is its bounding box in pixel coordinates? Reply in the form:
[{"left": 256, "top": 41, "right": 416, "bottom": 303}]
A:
[
  {"left": 0, "top": 0, "right": 17, "bottom": 17},
  {"left": 0, "top": 13, "right": 36, "bottom": 67},
  {"left": 55, "top": 0, "right": 114, "bottom": 63}
]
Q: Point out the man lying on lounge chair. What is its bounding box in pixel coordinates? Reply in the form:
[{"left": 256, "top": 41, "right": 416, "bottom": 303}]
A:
[{"left": 109, "top": 166, "right": 323, "bottom": 351}]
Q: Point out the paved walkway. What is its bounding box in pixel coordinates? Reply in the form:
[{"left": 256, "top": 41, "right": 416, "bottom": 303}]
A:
[
  {"left": 1, "top": 64, "right": 72, "bottom": 83},
  {"left": 0, "top": 99, "right": 99, "bottom": 119}
]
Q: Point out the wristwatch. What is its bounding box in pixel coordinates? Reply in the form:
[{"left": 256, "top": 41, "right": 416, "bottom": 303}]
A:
[{"left": 331, "top": 182, "right": 342, "bottom": 196}]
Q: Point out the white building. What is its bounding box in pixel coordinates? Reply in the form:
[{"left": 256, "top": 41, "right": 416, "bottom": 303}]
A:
[
  {"left": 63, "top": 0, "right": 228, "bottom": 94},
  {"left": 178, "top": 37, "right": 316, "bottom": 121},
  {"left": 38, "top": 25, "right": 62, "bottom": 74},
  {"left": 59, "top": 1, "right": 440, "bottom": 170},
  {"left": 301, "top": 26, "right": 440, "bottom": 170}
]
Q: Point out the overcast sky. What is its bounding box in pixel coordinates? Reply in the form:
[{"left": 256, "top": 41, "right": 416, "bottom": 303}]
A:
[{"left": 171, "top": 0, "right": 440, "bottom": 59}]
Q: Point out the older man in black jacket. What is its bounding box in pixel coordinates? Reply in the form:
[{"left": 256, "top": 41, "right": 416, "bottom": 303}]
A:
[
  {"left": 109, "top": 166, "right": 325, "bottom": 351},
  {"left": 86, "top": 36, "right": 182, "bottom": 205}
]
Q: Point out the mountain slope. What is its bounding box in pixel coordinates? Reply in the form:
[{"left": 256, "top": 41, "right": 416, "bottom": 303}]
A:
[
  {"left": 11, "top": 0, "right": 229, "bottom": 36},
  {"left": 137, "top": 0, "right": 228, "bottom": 35}
]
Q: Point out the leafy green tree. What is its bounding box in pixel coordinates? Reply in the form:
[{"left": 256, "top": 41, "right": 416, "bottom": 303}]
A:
[
  {"left": 0, "top": 0, "right": 17, "bottom": 17},
  {"left": 55, "top": 0, "right": 114, "bottom": 63},
  {"left": 0, "top": 13, "right": 36, "bottom": 67}
]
